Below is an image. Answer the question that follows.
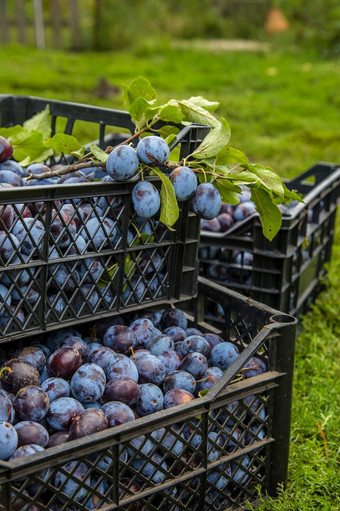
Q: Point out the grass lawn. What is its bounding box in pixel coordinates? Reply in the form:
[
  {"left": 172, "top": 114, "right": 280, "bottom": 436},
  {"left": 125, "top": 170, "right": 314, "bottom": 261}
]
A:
[{"left": 1, "top": 42, "right": 339, "bottom": 510}]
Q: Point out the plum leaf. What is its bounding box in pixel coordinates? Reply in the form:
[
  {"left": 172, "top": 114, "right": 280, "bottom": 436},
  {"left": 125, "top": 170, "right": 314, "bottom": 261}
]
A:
[
  {"left": 191, "top": 118, "right": 231, "bottom": 159},
  {"left": 124, "top": 76, "right": 157, "bottom": 107},
  {"left": 45, "top": 133, "right": 83, "bottom": 155},
  {"left": 90, "top": 143, "right": 108, "bottom": 163},
  {"left": 9, "top": 129, "right": 53, "bottom": 166},
  {"left": 150, "top": 169, "right": 179, "bottom": 229},
  {"left": 250, "top": 188, "right": 282, "bottom": 241},
  {"left": 23, "top": 104, "right": 51, "bottom": 140}
]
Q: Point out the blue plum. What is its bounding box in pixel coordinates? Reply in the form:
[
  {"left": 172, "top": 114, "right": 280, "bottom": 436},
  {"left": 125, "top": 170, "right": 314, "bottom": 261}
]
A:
[
  {"left": 133, "top": 351, "right": 166, "bottom": 385},
  {"left": 102, "top": 401, "right": 135, "bottom": 428},
  {"left": 103, "top": 324, "right": 137, "bottom": 354},
  {"left": 14, "top": 386, "right": 50, "bottom": 421},
  {"left": 180, "top": 352, "right": 208, "bottom": 379},
  {"left": 68, "top": 408, "right": 108, "bottom": 440},
  {"left": 0, "top": 422, "right": 18, "bottom": 459},
  {"left": 210, "top": 342, "right": 240, "bottom": 370},
  {"left": 70, "top": 363, "right": 106, "bottom": 403},
  {"left": 132, "top": 181, "right": 161, "bottom": 218},
  {"left": 41, "top": 377, "right": 70, "bottom": 402},
  {"left": 105, "top": 353, "right": 139, "bottom": 382},
  {"left": 163, "top": 388, "right": 195, "bottom": 408},
  {"left": 192, "top": 183, "right": 221, "bottom": 220},
  {"left": 106, "top": 145, "right": 139, "bottom": 181},
  {"left": 233, "top": 201, "right": 256, "bottom": 221},
  {"left": 46, "top": 396, "right": 84, "bottom": 431},
  {"left": 135, "top": 383, "right": 163, "bottom": 416},
  {"left": 103, "top": 377, "right": 141, "bottom": 407},
  {"left": 14, "top": 421, "right": 49, "bottom": 448},
  {"left": 136, "top": 136, "right": 170, "bottom": 165},
  {"left": 169, "top": 166, "right": 198, "bottom": 201},
  {"left": 163, "top": 370, "right": 196, "bottom": 395}
]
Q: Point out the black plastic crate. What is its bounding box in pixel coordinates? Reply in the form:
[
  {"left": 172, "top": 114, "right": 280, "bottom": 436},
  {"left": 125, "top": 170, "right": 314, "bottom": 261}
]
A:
[
  {"left": 0, "top": 95, "right": 209, "bottom": 344},
  {"left": 199, "top": 162, "right": 340, "bottom": 317},
  {"left": 0, "top": 277, "right": 297, "bottom": 511}
]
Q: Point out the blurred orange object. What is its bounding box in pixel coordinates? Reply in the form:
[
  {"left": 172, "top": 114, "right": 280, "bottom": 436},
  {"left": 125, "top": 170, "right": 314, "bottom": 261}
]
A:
[{"left": 265, "top": 7, "right": 289, "bottom": 34}]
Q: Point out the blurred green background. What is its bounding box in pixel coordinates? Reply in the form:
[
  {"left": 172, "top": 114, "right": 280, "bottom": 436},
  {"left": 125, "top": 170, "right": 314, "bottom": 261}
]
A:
[{"left": 1, "top": 1, "right": 339, "bottom": 510}]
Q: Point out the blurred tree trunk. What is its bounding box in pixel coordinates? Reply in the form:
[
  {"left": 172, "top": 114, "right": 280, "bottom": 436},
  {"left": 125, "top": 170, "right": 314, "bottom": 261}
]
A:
[
  {"left": 51, "top": 0, "right": 62, "bottom": 49},
  {"left": 16, "top": 0, "right": 27, "bottom": 44},
  {"left": 33, "top": 0, "right": 45, "bottom": 49},
  {"left": 69, "top": 0, "right": 81, "bottom": 50},
  {"left": 0, "top": 0, "right": 9, "bottom": 44}
]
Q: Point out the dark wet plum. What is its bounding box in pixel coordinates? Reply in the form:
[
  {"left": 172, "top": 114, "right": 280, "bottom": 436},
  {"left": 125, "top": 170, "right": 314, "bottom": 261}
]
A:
[
  {"left": 68, "top": 408, "right": 108, "bottom": 440},
  {"left": 103, "top": 377, "right": 141, "bottom": 406},
  {"left": 46, "top": 347, "right": 83, "bottom": 380},
  {"left": 60, "top": 335, "right": 88, "bottom": 363},
  {"left": 46, "top": 396, "right": 84, "bottom": 431},
  {"left": 163, "top": 388, "right": 195, "bottom": 409},
  {"left": 103, "top": 324, "right": 137, "bottom": 354},
  {"left": 0, "top": 359, "right": 40, "bottom": 394},
  {"left": 14, "top": 420, "right": 49, "bottom": 447},
  {"left": 102, "top": 401, "right": 135, "bottom": 428},
  {"left": 14, "top": 386, "right": 50, "bottom": 421}
]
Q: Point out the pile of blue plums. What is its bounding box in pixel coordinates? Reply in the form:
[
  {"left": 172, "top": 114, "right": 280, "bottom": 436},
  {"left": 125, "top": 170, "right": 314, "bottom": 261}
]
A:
[
  {"left": 0, "top": 134, "right": 222, "bottom": 221},
  {"left": 200, "top": 185, "right": 256, "bottom": 235},
  {"left": 0, "top": 306, "right": 268, "bottom": 508}
]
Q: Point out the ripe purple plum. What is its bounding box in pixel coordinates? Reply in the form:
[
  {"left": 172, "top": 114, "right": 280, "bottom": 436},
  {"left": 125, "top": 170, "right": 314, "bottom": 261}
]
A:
[
  {"left": 192, "top": 183, "right": 221, "bottom": 220},
  {"left": 163, "top": 388, "right": 195, "bottom": 408},
  {"left": 0, "top": 359, "right": 40, "bottom": 394},
  {"left": 14, "top": 420, "right": 49, "bottom": 447},
  {"left": 132, "top": 181, "right": 161, "bottom": 219},
  {"left": 103, "top": 324, "right": 137, "bottom": 354},
  {"left": 70, "top": 363, "right": 106, "bottom": 403},
  {"left": 136, "top": 136, "right": 170, "bottom": 165},
  {"left": 102, "top": 401, "right": 135, "bottom": 428},
  {"left": 0, "top": 136, "right": 13, "bottom": 162},
  {"left": 135, "top": 382, "right": 163, "bottom": 416},
  {"left": 47, "top": 347, "right": 83, "bottom": 381},
  {"left": 14, "top": 385, "right": 50, "bottom": 421},
  {"left": 46, "top": 396, "right": 84, "bottom": 431},
  {"left": 169, "top": 166, "right": 198, "bottom": 201},
  {"left": 103, "top": 377, "right": 141, "bottom": 406},
  {"left": 106, "top": 145, "right": 139, "bottom": 181},
  {"left": 68, "top": 408, "right": 108, "bottom": 440}
]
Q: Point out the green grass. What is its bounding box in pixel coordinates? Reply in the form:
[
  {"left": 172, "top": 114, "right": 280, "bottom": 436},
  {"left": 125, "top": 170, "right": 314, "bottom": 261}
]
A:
[{"left": 1, "top": 42, "right": 339, "bottom": 510}]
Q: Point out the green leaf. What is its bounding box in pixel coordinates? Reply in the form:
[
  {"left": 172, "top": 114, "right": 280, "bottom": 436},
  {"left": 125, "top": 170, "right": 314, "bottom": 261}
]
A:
[
  {"left": 215, "top": 146, "right": 248, "bottom": 166},
  {"left": 0, "top": 125, "right": 25, "bottom": 138},
  {"left": 23, "top": 104, "right": 51, "bottom": 139},
  {"left": 150, "top": 169, "right": 179, "bottom": 229},
  {"left": 124, "top": 76, "right": 157, "bottom": 107},
  {"left": 71, "top": 147, "right": 86, "bottom": 159},
  {"left": 165, "top": 133, "right": 177, "bottom": 146},
  {"left": 191, "top": 118, "right": 231, "bottom": 159},
  {"left": 155, "top": 124, "right": 180, "bottom": 138},
  {"left": 129, "top": 96, "right": 157, "bottom": 126},
  {"left": 10, "top": 129, "right": 53, "bottom": 166},
  {"left": 281, "top": 182, "right": 305, "bottom": 203},
  {"left": 186, "top": 96, "right": 220, "bottom": 114},
  {"left": 174, "top": 99, "right": 220, "bottom": 127},
  {"left": 44, "top": 133, "right": 82, "bottom": 155},
  {"left": 246, "top": 163, "right": 284, "bottom": 198},
  {"left": 251, "top": 188, "right": 282, "bottom": 241},
  {"left": 158, "top": 104, "right": 184, "bottom": 124},
  {"left": 214, "top": 178, "right": 242, "bottom": 205},
  {"left": 90, "top": 143, "right": 108, "bottom": 163},
  {"left": 228, "top": 170, "right": 260, "bottom": 185}
]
